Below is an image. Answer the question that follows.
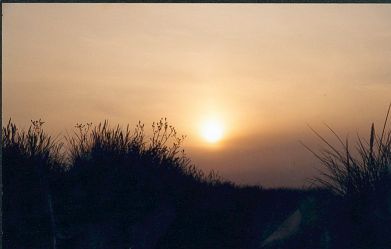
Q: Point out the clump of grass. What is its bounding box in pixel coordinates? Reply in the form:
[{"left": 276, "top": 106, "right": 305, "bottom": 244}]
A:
[
  {"left": 2, "top": 119, "right": 63, "bottom": 249},
  {"left": 64, "top": 118, "right": 222, "bottom": 184},
  {"left": 302, "top": 104, "right": 391, "bottom": 199},
  {"left": 2, "top": 118, "right": 63, "bottom": 164},
  {"left": 301, "top": 105, "right": 391, "bottom": 248},
  {"left": 3, "top": 117, "right": 231, "bottom": 248}
]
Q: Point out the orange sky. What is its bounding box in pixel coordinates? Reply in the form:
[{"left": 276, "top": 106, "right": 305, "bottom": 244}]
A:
[{"left": 3, "top": 4, "right": 391, "bottom": 187}]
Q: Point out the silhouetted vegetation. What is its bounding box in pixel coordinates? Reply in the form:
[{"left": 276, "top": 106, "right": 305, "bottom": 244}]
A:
[
  {"left": 2, "top": 114, "right": 391, "bottom": 249},
  {"left": 304, "top": 104, "right": 391, "bottom": 198},
  {"left": 301, "top": 104, "right": 391, "bottom": 249}
]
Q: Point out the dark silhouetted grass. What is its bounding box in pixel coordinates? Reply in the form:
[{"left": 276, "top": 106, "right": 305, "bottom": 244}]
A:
[
  {"left": 2, "top": 119, "right": 64, "bottom": 249},
  {"left": 4, "top": 118, "right": 278, "bottom": 249},
  {"left": 301, "top": 104, "right": 391, "bottom": 249},
  {"left": 3, "top": 115, "right": 390, "bottom": 249}
]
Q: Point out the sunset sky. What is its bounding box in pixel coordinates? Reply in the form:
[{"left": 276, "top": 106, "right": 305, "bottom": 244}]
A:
[{"left": 3, "top": 4, "right": 391, "bottom": 187}]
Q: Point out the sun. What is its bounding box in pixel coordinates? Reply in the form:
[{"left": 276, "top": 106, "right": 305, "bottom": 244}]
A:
[{"left": 200, "top": 119, "right": 224, "bottom": 143}]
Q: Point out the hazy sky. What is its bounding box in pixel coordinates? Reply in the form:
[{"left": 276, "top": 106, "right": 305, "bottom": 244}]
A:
[{"left": 3, "top": 4, "right": 391, "bottom": 187}]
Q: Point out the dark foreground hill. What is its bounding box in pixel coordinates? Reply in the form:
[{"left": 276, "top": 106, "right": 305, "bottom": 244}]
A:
[{"left": 2, "top": 119, "right": 391, "bottom": 249}]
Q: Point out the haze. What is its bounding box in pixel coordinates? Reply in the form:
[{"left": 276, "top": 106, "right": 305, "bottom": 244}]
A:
[{"left": 3, "top": 4, "right": 391, "bottom": 187}]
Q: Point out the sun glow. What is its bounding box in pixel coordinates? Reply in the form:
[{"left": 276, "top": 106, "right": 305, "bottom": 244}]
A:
[{"left": 200, "top": 119, "right": 224, "bottom": 143}]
